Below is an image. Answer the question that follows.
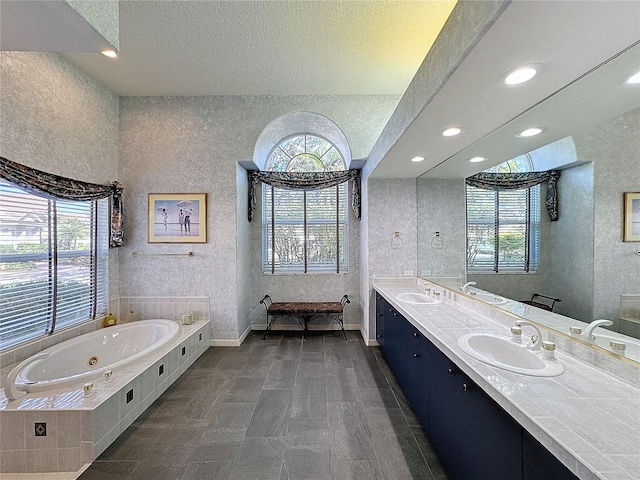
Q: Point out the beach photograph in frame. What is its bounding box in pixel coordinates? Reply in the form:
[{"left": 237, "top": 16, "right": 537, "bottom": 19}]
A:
[
  {"left": 148, "top": 193, "right": 207, "bottom": 243},
  {"left": 623, "top": 192, "right": 640, "bottom": 242}
]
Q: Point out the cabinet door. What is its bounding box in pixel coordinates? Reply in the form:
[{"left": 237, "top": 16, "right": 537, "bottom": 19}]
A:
[
  {"left": 428, "top": 342, "right": 463, "bottom": 478},
  {"left": 403, "top": 336, "right": 429, "bottom": 429},
  {"left": 428, "top": 342, "right": 522, "bottom": 480},
  {"left": 457, "top": 371, "right": 522, "bottom": 480},
  {"left": 383, "top": 303, "right": 410, "bottom": 383},
  {"left": 523, "top": 430, "right": 578, "bottom": 480},
  {"left": 375, "top": 294, "right": 385, "bottom": 350}
]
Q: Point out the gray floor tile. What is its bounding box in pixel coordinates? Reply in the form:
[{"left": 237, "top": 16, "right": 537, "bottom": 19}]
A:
[
  {"left": 77, "top": 460, "right": 139, "bottom": 479},
  {"left": 81, "top": 333, "right": 446, "bottom": 480},
  {"left": 326, "top": 368, "right": 362, "bottom": 403},
  {"left": 223, "top": 376, "right": 266, "bottom": 403},
  {"left": 264, "top": 359, "right": 299, "bottom": 389},
  {"left": 245, "top": 389, "right": 292, "bottom": 437},
  {"left": 331, "top": 460, "right": 383, "bottom": 480},
  {"left": 181, "top": 460, "right": 234, "bottom": 480},
  {"left": 227, "top": 438, "right": 283, "bottom": 480}
]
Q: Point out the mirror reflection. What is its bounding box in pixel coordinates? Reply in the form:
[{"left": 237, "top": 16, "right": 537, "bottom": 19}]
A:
[{"left": 417, "top": 43, "right": 640, "bottom": 357}]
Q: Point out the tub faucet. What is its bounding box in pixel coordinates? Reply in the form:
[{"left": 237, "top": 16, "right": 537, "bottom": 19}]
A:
[
  {"left": 461, "top": 281, "right": 476, "bottom": 294},
  {"left": 515, "top": 320, "right": 542, "bottom": 350},
  {"left": 583, "top": 319, "right": 613, "bottom": 342}
]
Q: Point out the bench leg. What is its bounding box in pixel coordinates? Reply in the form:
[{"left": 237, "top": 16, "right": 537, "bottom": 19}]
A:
[{"left": 263, "top": 314, "right": 276, "bottom": 340}]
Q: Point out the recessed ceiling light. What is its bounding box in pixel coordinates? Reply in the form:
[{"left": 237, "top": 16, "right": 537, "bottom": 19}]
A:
[
  {"left": 627, "top": 71, "right": 640, "bottom": 84},
  {"left": 101, "top": 49, "right": 117, "bottom": 58},
  {"left": 469, "top": 156, "right": 487, "bottom": 163},
  {"left": 410, "top": 156, "right": 425, "bottom": 163},
  {"left": 516, "top": 127, "right": 545, "bottom": 138},
  {"left": 502, "top": 64, "right": 541, "bottom": 86},
  {"left": 442, "top": 127, "right": 465, "bottom": 137}
]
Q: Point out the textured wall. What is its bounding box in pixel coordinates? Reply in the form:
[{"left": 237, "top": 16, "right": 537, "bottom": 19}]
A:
[
  {"left": 365, "top": 178, "right": 418, "bottom": 338},
  {"left": 0, "top": 51, "right": 120, "bottom": 301},
  {"left": 236, "top": 163, "right": 252, "bottom": 338},
  {"left": 588, "top": 108, "right": 640, "bottom": 328},
  {"left": 546, "top": 163, "right": 594, "bottom": 322},
  {"left": 416, "top": 178, "right": 466, "bottom": 279},
  {"left": 119, "top": 95, "right": 398, "bottom": 340}
]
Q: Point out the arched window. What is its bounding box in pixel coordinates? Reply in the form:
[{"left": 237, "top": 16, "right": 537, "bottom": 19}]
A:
[
  {"left": 262, "top": 134, "right": 348, "bottom": 273},
  {"left": 466, "top": 154, "right": 540, "bottom": 272}
]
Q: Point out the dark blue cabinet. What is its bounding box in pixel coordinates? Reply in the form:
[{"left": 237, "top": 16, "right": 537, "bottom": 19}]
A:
[
  {"left": 376, "top": 296, "right": 428, "bottom": 426},
  {"left": 375, "top": 294, "right": 577, "bottom": 480},
  {"left": 523, "top": 430, "right": 578, "bottom": 480},
  {"left": 428, "top": 342, "right": 521, "bottom": 480}
]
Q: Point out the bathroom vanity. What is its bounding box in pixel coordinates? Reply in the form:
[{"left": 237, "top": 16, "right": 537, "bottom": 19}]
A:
[{"left": 373, "top": 278, "right": 639, "bottom": 480}]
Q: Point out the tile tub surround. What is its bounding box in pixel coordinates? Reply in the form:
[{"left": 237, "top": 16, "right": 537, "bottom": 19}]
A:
[
  {"left": 374, "top": 279, "right": 640, "bottom": 480},
  {"left": 0, "top": 296, "right": 211, "bottom": 389},
  {"left": 0, "top": 320, "right": 211, "bottom": 474}
]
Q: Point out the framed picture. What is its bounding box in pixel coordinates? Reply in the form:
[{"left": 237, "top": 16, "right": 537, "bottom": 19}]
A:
[
  {"left": 623, "top": 192, "right": 640, "bottom": 242},
  {"left": 148, "top": 193, "right": 207, "bottom": 243}
]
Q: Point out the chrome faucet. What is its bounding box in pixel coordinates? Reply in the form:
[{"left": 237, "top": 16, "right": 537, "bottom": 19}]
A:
[
  {"left": 461, "top": 281, "right": 476, "bottom": 294},
  {"left": 582, "top": 319, "right": 613, "bottom": 341},
  {"left": 515, "top": 320, "right": 542, "bottom": 350}
]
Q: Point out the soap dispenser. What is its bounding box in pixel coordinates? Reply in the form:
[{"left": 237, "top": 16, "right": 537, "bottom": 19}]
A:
[{"left": 103, "top": 313, "right": 117, "bottom": 328}]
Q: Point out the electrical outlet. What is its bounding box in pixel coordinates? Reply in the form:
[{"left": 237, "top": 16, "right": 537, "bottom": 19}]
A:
[
  {"left": 126, "top": 389, "right": 134, "bottom": 404},
  {"left": 158, "top": 364, "right": 164, "bottom": 376},
  {"left": 181, "top": 346, "right": 186, "bottom": 356}
]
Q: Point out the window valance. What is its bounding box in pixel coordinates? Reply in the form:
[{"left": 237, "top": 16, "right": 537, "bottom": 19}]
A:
[
  {"left": 248, "top": 170, "right": 361, "bottom": 222},
  {"left": 0, "top": 156, "right": 124, "bottom": 247},
  {"left": 465, "top": 170, "right": 561, "bottom": 221}
]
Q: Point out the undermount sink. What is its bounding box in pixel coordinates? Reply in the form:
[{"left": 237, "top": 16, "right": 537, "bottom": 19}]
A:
[
  {"left": 471, "top": 292, "right": 508, "bottom": 305},
  {"left": 458, "top": 333, "right": 564, "bottom": 377},
  {"left": 395, "top": 292, "right": 440, "bottom": 305}
]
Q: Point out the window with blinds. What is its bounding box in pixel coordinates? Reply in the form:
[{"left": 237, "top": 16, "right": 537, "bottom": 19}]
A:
[
  {"left": 262, "top": 183, "right": 348, "bottom": 273},
  {"left": 261, "top": 133, "right": 349, "bottom": 274},
  {"left": 0, "top": 179, "right": 108, "bottom": 350},
  {"left": 466, "top": 185, "right": 540, "bottom": 272}
]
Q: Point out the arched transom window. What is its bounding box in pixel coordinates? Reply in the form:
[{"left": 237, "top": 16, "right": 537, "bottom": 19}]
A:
[
  {"left": 262, "top": 134, "right": 348, "bottom": 273},
  {"left": 266, "top": 134, "right": 346, "bottom": 172}
]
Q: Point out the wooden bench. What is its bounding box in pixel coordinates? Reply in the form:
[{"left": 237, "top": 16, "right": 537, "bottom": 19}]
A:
[{"left": 259, "top": 295, "right": 350, "bottom": 340}]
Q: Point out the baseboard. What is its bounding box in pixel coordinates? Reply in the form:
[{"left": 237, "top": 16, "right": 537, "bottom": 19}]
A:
[
  {"left": 250, "top": 323, "right": 362, "bottom": 331},
  {"left": 209, "top": 324, "right": 253, "bottom": 347},
  {"left": 210, "top": 323, "right": 365, "bottom": 347}
]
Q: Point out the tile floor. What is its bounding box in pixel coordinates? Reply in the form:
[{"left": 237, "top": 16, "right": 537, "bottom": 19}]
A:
[{"left": 76, "top": 331, "right": 447, "bottom": 480}]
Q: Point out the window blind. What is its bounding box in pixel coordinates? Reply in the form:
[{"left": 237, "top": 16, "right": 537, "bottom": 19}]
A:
[
  {"left": 0, "top": 180, "right": 108, "bottom": 350},
  {"left": 262, "top": 183, "right": 348, "bottom": 273},
  {"left": 466, "top": 185, "right": 539, "bottom": 272}
]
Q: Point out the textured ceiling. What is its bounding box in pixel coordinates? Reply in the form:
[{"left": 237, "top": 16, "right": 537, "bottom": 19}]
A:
[{"left": 62, "top": 0, "right": 457, "bottom": 96}]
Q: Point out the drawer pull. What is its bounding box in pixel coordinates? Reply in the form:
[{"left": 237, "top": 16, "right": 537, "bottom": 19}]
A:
[
  {"left": 413, "top": 353, "right": 419, "bottom": 359},
  {"left": 413, "top": 332, "right": 418, "bottom": 337},
  {"left": 447, "top": 368, "right": 455, "bottom": 375},
  {"left": 462, "top": 383, "right": 469, "bottom": 392}
]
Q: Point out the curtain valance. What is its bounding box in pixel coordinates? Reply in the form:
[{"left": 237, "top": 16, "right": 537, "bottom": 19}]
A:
[
  {"left": 248, "top": 170, "right": 361, "bottom": 222},
  {"left": 465, "top": 171, "right": 561, "bottom": 221},
  {"left": 0, "top": 156, "right": 124, "bottom": 247}
]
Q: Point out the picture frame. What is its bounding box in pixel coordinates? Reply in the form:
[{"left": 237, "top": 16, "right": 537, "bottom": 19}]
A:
[
  {"left": 148, "top": 193, "right": 207, "bottom": 243},
  {"left": 623, "top": 192, "right": 640, "bottom": 242}
]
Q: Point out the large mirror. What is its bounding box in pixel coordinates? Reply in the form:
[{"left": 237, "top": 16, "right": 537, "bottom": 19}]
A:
[{"left": 417, "top": 41, "right": 640, "bottom": 356}]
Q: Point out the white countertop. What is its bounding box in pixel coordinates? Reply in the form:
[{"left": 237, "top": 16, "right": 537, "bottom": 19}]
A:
[{"left": 373, "top": 278, "right": 640, "bottom": 480}]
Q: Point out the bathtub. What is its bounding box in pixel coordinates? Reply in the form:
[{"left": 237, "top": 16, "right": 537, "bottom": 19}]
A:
[{"left": 4, "top": 319, "right": 180, "bottom": 400}]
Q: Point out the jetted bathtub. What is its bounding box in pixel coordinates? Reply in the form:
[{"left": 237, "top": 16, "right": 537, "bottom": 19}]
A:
[{"left": 4, "top": 319, "right": 180, "bottom": 400}]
